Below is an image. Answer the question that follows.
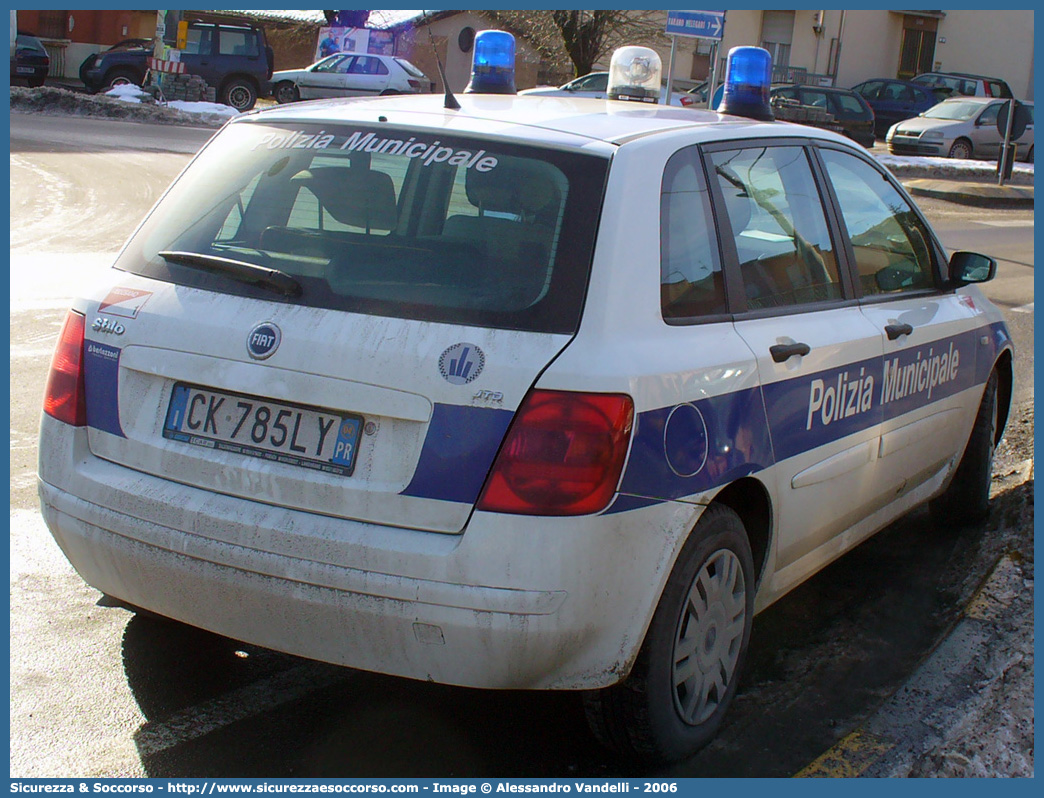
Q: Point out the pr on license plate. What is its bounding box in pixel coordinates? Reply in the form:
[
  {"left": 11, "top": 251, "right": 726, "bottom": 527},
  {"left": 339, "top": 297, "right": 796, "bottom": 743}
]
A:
[
  {"left": 16, "top": 67, "right": 35, "bottom": 74},
  {"left": 163, "top": 383, "right": 362, "bottom": 476}
]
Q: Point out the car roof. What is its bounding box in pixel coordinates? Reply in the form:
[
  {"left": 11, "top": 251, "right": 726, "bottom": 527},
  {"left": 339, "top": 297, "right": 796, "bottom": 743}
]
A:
[
  {"left": 242, "top": 93, "right": 856, "bottom": 152},
  {"left": 917, "top": 71, "right": 1007, "bottom": 83},
  {"left": 937, "top": 95, "right": 998, "bottom": 105},
  {"left": 772, "top": 84, "right": 855, "bottom": 93}
]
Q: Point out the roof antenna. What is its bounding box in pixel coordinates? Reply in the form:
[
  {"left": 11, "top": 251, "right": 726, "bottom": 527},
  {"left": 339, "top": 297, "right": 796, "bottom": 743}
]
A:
[{"left": 427, "top": 25, "right": 460, "bottom": 110}]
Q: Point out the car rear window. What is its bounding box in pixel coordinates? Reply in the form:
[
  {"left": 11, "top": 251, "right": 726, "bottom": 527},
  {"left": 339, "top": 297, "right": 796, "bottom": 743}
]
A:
[{"left": 114, "top": 121, "right": 609, "bottom": 335}]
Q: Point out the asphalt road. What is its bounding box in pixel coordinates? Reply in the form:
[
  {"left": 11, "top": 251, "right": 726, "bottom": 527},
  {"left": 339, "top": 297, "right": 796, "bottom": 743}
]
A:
[{"left": 8, "top": 113, "right": 1035, "bottom": 778}]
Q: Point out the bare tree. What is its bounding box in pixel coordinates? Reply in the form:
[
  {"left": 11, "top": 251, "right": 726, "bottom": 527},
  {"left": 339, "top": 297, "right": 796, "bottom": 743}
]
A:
[{"left": 488, "top": 10, "right": 668, "bottom": 78}]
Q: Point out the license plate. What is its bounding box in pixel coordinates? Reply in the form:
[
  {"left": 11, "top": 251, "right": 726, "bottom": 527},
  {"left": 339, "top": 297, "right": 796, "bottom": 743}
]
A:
[
  {"left": 16, "top": 67, "right": 34, "bottom": 74},
  {"left": 163, "top": 383, "right": 363, "bottom": 476}
]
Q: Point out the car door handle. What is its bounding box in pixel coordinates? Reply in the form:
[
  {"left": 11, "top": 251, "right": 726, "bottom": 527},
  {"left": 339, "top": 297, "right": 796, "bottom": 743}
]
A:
[
  {"left": 769, "top": 342, "right": 811, "bottom": 363},
  {"left": 885, "top": 323, "right": 914, "bottom": 340}
]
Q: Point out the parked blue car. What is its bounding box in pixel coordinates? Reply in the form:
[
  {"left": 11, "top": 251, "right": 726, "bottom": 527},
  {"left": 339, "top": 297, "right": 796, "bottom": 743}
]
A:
[{"left": 851, "top": 78, "right": 943, "bottom": 138}]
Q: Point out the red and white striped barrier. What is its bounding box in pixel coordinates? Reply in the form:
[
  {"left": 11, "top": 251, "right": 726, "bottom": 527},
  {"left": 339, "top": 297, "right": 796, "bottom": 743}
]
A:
[{"left": 148, "top": 58, "right": 186, "bottom": 74}]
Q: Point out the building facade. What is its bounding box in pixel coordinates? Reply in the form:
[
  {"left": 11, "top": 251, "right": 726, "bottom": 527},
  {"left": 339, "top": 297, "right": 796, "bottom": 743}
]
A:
[{"left": 645, "top": 9, "right": 1033, "bottom": 100}]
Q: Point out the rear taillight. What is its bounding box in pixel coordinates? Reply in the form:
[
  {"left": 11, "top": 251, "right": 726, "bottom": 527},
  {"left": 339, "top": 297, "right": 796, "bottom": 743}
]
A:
[
  {"left": 407, "top": 78, "right": 423, "bottom": 90},
  {"left": 44, "top": 310, "right": 87, "bottom": 426},
  {"left": 477, "top": 390, "right": 634, "bottom": 516},
  {"left": 680, "top": 95, "right": 694, "bottom": 107}
]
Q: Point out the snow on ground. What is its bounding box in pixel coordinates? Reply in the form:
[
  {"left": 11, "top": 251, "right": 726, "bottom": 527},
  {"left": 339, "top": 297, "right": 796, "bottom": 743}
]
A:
[{"left": 10, "top": 86, "right": 238, "bottom": 128}]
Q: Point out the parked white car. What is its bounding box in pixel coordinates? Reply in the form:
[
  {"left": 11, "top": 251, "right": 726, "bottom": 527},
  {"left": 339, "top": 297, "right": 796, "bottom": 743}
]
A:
[
  {"left": 271, "top": 52, "right": 431, "bottom": 103},
  {"left": 886, "top": 96, "right": 1034, "bottom": 161}
]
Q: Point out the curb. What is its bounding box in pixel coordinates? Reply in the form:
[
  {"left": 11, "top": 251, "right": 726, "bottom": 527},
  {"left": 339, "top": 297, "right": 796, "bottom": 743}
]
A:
[{"left": 902, "top": 179, "right": 1034, "bottom": 208}]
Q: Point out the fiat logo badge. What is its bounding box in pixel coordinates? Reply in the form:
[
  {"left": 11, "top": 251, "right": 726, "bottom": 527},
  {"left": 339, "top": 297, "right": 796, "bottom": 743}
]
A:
[{"left": 247, "top": 322, "right": 281, "bottom": 360}]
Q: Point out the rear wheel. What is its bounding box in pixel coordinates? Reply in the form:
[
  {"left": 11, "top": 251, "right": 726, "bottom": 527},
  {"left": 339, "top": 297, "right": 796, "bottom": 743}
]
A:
[
  {"left": 27, "top": 75, "right": 45, "bottom": 88},
  {"left": 221, "top": 78, "right": 258, "bottom": 111},
  {"left": 105, "top": 68, "right": 140, "bottom": 91},
  {"left": 948, "top": 138, "right": 973, "bottom": 159},
  {"left": 930, "top": 371, "right": 998, "bottom": 526},
  {"left": 274, "top": 80, "right": 299, "bottom": 104},
  {"left": 584, "top": 504, "right": 754, "bottom": 763}
]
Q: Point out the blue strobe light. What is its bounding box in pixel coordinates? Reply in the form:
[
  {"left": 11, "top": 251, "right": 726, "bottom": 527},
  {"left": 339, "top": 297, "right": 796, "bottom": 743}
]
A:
[
  {"left": 718, "top": 46, "right": 774, "bottom": 121},
  {"left": 464, "top": 30, "right": 516, "bottom": 94}
]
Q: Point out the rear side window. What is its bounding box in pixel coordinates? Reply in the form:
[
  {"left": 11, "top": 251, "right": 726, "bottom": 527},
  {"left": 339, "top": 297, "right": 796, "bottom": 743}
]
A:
[
  {"left": 349, "top": 56, "right": 389, "bottom": 76},
  {"left": 819, "top": 149, "right": 936, "bottom": 297},
  {"left": 218, "top": 29, "right": 259, "bottom": 57},
  {"left": 833, "top": 92, "right": 868, "bottom": 117},
  {"left": 709, "top": 145, "right": 842, "bottom": 311},
  {"left": 394, "top": 58, "right": 426, "bottom": 78},
  {"left": 660, "top": 148, "right": 727, "bottom": 321},
  {"left": 114, "top": 122, "right": 608, "bottom": 335}
]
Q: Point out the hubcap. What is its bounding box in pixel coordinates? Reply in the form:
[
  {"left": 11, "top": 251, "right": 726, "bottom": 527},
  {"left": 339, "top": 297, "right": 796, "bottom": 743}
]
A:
[
  {"left": 672, "top": 548, "right": 746, "bottom": 726},
  {"left": 229, "top": 86, "right": 251, "bottom": 109}
]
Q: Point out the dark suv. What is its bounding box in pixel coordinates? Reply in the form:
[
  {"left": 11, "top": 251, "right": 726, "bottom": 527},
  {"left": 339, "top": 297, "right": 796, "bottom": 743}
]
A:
[{"left": 79, "top": 22, "right": 273, "bottom": 110}]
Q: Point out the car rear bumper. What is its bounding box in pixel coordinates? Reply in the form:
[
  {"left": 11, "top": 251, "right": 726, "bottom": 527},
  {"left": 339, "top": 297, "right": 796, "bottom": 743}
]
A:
[{"left": 38, "top": 419, "right": 700, "bottom": 690}]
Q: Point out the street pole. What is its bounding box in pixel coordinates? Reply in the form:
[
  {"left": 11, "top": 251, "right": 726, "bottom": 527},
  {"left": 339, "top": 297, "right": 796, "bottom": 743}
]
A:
[
  {"left": 998, "top": 98, "right": 1016, "bottom": 186},
  {"left": 833, "top": 10, "right": 846, "bottom": 86},
  {"left": 665, "top": 34, "right": 677, "bottom": 103},
  {"left": 707, "top": 41, "right": 719, "bottom": 109}
]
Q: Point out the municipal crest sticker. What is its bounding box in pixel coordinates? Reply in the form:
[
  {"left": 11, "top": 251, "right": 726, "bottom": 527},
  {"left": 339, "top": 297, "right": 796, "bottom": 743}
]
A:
[{"left": 439, "top": 343, "right": 485, "bottom": 385}]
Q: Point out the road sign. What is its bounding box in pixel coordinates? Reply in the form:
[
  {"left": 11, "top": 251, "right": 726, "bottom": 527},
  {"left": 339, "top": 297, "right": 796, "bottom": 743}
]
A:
[
  {"left": 666, "top": 10, "right": 725, "bottom": 41},
  {"left": 997, "top": 100, "right": 1031, "bottom": 140}
]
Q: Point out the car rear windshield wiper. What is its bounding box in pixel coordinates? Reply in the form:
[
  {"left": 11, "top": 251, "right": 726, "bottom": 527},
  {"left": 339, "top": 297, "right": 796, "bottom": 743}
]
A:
[{"left": 158, "top": 251, "right": 302, "bottom": 298}]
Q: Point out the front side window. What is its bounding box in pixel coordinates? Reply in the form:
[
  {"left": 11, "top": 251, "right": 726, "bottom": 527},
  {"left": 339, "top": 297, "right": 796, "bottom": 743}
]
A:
[
  {"left": 313, "top": 55, "right": 349, "bottom": 73},
  {"left": 709, "top": 145, "right": 842, "bottom": 311},
  {"left": 819, "top": 149, "right": 936, "bottom": 297},
  {"left": 855, "top": 80, "right": 884, "bottom": 100},
  {"left": 977, "top": 103, "right": 1001, "bottom": 127},
  {"left": 660, "top": 148, "right": 726, "bottom": 321},
  {"left": 113, "top": 122, "right": 608, "bottom": 334}
]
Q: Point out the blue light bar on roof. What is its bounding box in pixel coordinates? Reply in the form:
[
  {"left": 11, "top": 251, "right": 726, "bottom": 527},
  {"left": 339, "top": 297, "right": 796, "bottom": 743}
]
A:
[
  {"left": 718, "top": 46, "right": 774, "bottom": 121},
  {"left": 464, "top": 30, "right": 516, "bottom": 95}
]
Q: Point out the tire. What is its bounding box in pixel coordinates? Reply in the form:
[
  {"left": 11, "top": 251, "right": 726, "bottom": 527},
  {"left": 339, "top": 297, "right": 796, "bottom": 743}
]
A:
[
  {"left": 379, "top": 89, "right": 400, "bottom": 96},
  {"left": 27, "top": 76, "right": 45, "bottom": 88},
  {"left": 583, "top": 504, "right": 754, "bottom": 763},
  {"left": 105, "top": 68, "right": 141, "bottom": 91},
  {"left": 948, "top": 138, "right": 973, "bottom": 159},
  {"left": 221, "top": 78, "right": 258, "bottom": 111},
  {"left": 1026, "top": 146, "right": 1034, "bottom": 164},
  {"left": 930, "top": 371, "right": 998, "bottom": 527},
  {"left": 274, "top": 80, "right": 299, "bottom": 104}
]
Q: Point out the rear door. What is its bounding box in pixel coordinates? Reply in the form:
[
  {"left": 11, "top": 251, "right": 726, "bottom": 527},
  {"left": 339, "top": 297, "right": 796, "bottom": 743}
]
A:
[
  {"left": 342, "top": 55, "right": 391, "bottom": 96},
  {"left": 87, "top": 120, "right": 609, "bottom": 534},
  {"left": 705, "top": 140, "right": 885, "bottom": 571},
  {"left": 814, "top": 145, "right": 984, "bottom": 500},
  {"left": 179, "top": 23, "right": 215, "bottom": 86},
  {"left": 211, "top": 26, "right": 265, "bottom": 86}
]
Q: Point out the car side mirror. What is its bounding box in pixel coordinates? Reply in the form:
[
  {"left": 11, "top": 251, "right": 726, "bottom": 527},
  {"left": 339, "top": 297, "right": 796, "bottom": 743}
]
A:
[{"left": 949, "top": 251, "right": 996, "bottom": 285}]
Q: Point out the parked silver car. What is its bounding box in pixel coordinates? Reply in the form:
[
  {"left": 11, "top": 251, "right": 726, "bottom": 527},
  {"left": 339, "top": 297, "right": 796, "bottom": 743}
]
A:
[
  {"left": 272, "top": 53, "right": 431, "bottom": 103},
  {"left": 520, "top": 71, "right": 693, "bottom": 106},
  {"left": 886, "top": 96, "right": 1034, "bottom": 162}
]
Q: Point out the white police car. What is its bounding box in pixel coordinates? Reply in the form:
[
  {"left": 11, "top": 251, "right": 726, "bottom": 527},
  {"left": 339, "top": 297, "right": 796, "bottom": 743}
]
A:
[{"left": 39, "top": 39, "right": 1013, "bottom": 763}]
